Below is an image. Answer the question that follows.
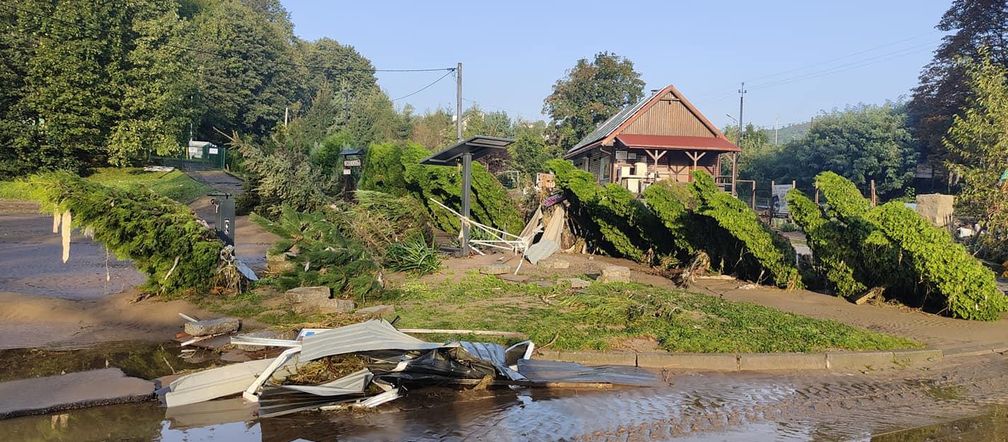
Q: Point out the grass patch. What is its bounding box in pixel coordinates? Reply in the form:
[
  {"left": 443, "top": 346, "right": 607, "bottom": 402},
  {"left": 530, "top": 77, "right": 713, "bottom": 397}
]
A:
[
  {"left": 376, "top": 275, "right": 919, "bottom": 353},
  {"left": 86, "top": 168, "right": 210, "bottom": 203},
  {"left": 0, "top": 168, "right": 211, "bottom": 204}
]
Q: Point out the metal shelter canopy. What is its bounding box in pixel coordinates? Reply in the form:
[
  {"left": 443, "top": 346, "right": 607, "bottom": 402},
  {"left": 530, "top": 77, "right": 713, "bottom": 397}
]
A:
[{"left": 420, "top": 136, "right": 514, "bottom": 254}]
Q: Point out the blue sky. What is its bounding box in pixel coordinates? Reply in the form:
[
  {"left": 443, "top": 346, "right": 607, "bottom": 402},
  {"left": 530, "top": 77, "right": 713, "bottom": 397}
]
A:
[{"left": 281, "top": 1, "right": 950, "bottom": 129}]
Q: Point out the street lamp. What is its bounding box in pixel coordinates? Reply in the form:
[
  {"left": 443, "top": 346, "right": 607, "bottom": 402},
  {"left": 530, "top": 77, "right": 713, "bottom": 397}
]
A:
[{"left": 725, "top": 114, "right": 740, "bottom": 145}]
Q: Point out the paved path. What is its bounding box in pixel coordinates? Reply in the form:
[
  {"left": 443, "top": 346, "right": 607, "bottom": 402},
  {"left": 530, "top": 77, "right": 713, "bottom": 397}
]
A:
[
  {"left": 0, "top": 368, "right": 152, "bottom": 418},
  {"left": 690, "top": 277, "right": 1008, "bottom": 354}
]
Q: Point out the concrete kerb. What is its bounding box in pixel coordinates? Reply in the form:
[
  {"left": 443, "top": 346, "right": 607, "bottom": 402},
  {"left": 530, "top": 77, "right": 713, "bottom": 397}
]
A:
[{"left": 538, "top": 348, "right": 948, "bottom": 372}]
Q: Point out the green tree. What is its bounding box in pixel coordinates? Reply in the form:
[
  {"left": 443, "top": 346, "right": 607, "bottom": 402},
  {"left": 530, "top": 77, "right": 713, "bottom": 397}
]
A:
[
  {"left": 297, "top": 38, "right": 379, "bottom": 108},
  {"left": 908, "top": 0, "right": 1008, "bottom": 172},
  {"left": 783, "top": 104, "right": 917, "bottom": 199},
  {"left": 944, "top": 49, "right": 1008, "bottom": 261},
  {"left": 188, "top": 0, "right": 304, "bottom": 143},
  {"left": 409, "top": 108, "right": 455, "bottom": 149},
  {"left": 0, "top": 0, "right": 41, "bottom": 178},
  {"left": 462, "top": 105, "right": 514, "bottom": 139},
  {"left": 507, "top": 120, "right": 560, "bottom": 177},
  {"left": 21, "top": 0, "right": 131, "bottom": 173},
  {"left": 108, "top": 0, "right": 193, "bottom": 165},
  {"left": 543, "top": 52, "right": 645, "bottom": 149}
]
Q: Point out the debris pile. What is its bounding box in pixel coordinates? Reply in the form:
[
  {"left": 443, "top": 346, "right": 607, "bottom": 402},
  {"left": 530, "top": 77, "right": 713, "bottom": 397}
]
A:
[{"left": 162, "top": 320, "right": 539, "bottom": 418}]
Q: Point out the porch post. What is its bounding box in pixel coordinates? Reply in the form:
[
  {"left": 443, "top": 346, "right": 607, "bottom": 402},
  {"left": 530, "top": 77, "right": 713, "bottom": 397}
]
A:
[{"left": 731, "top": 153, "right": 738, "bottom": 196}]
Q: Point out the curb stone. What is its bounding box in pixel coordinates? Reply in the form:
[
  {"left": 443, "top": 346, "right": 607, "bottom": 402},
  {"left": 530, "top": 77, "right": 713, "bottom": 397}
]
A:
[{"left": 539, "top": 348, "right": 950, "bottom": 372}]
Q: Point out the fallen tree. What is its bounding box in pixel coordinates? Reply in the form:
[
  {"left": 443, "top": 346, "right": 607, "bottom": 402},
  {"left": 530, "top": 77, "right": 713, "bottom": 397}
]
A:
[
  {"left": 788, "top": 172, "right": 1007, "bottom": 320},
  {"left": 32, "top": 171, "right": 223, "bottom": 295},
  {"left": 547, "top": 160, "right": 800, "bottom": 288}
]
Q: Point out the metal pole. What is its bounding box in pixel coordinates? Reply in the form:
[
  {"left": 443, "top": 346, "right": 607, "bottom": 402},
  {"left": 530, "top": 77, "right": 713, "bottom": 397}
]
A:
[
  {"left": 738, "top": 82, "right": 746, "bottom": 141},
  {"left": 461, "top": 152, "right": 472, "bottom": 255},
  {"left": 456, "top": 62, "right": 463, "bottom": 142}
]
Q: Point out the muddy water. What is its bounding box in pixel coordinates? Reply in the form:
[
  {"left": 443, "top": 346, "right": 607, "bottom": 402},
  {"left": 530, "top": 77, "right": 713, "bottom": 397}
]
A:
[{"left": 1, "top": 354, "right": 1006, "bottom": 441}]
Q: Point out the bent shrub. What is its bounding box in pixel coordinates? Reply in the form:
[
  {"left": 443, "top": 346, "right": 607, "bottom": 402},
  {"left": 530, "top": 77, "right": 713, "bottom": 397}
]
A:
[
  {"left": 790, "top": 171, "right": 1007, "bottom": 320},
  {"left": 688, "top": 171, "right": 802, "bottom": 289},
  {"left": 546, "top": 159, "right": 671, "bottom": 263},
  {"left": 361, "top": 142, "right": 522, "bottom": 235},
  {"left": 33, "top": 172, "right": 222, "bottom": 295},
  {"left": 549, "top": 160, "right": 800, "bottom": 288}
]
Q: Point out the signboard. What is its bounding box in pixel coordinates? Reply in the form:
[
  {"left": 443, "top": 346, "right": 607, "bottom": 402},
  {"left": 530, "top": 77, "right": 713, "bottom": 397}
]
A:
[
  {"left": 771, "top": 184, "right": 793, "bottom": 216},
  {"left": 342, "top": 168, "right": 352, "bottom": 175},
  {"left": 208, "top": 147, "right": 219, "bottom": 155},
  {"left": 343, "top": 158, "right": 361, "bottom": 167}
]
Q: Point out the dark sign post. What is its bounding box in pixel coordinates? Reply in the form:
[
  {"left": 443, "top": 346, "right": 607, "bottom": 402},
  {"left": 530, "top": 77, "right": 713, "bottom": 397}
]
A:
[{"left": 209, "top": 192, "right": 235, "bottom": 247}]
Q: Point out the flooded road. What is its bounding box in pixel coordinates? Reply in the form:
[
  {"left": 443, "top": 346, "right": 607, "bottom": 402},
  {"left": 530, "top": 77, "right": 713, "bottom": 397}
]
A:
[{"left": 2, "top": 353, "right": 1006, "bottom": 441}]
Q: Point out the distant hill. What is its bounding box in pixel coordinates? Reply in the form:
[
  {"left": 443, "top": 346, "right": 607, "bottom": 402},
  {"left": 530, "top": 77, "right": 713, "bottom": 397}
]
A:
[{"left": 759, "top": 121, "right": 810, "bottom": 145}]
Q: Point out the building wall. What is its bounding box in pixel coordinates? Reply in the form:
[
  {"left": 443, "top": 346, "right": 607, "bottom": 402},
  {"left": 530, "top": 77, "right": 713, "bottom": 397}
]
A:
[
  {"left": 622, "top": 92, "right": 717, "bottom": 138},
  {"left": 571, "top": 148, "right": 720, "bottom": 186}
]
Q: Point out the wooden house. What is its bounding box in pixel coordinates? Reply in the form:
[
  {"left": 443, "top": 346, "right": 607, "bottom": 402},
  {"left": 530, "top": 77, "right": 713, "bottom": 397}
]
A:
[{"left": 563, "top": 84, "right": 740, "bottom": 194}]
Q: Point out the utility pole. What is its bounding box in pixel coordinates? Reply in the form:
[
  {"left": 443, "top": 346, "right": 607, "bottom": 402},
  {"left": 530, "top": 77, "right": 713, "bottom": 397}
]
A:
[
  {"left": 737, "top": 82, "right": 746, "bottom": 144},
  {"left": 774, "top": 115, "right": 779, "bottom": 145},
  {"left": 456, "top": 62, "right": 463, "bottom": 142},
  {"left": 284, "top": 107, "right": 289, "bottom": 128}
]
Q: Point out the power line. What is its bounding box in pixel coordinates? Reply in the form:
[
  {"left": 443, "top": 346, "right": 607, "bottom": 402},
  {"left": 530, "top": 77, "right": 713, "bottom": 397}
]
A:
[
  {"left": 0, "top": 2, "right": 454, "bottom": 74},
  {"left": 392, "top": 70, "right": 455, "bottom": 101}
]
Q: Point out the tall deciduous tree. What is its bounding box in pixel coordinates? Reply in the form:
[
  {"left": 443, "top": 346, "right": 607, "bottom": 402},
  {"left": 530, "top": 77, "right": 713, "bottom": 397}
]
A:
[
  {"left": 188, "top": 0, "right": 304, "bottom": 143},
  {"left": 22, "top": 0, "right": 131, "bottom": 173},
  {"left": 944, "top": 49, "right": 1008, "bottom": 260},
  {"left": 543, "top": 52, "right": 645, "bottom": 149},
  {"left": 108, "top": 0, "right": 193, "bottom": 165},
  {"left": 908, "top": 0, "right": 1008, "bottom": 171}
]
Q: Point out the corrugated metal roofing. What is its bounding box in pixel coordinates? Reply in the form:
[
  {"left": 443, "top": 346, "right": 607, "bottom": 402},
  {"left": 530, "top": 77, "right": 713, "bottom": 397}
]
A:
[
  {"left": 300, "top": 319, "right": 449, "bottom": 362},
  {"left": 279, "top": 369, "right": 372, "bottom": 396},
  {"left": 568, "top": 96, "right": 652, "bottom": 153}
]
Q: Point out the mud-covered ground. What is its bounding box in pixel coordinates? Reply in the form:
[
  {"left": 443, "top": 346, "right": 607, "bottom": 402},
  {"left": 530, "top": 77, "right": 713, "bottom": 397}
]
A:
[{"left": 0, "top": 352, "right": 1006, "bottom": 440}]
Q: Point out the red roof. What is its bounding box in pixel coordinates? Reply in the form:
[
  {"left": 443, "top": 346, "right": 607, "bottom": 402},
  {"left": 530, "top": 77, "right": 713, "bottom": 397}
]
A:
[{"left": 615, "top": 134, "right": 740, "bottom": 152}]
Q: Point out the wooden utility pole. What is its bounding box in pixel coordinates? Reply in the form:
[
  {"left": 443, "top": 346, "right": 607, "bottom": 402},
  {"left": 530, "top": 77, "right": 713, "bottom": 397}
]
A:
[{"left": 456, "top": 62, "right": 463, "bottom": 142}]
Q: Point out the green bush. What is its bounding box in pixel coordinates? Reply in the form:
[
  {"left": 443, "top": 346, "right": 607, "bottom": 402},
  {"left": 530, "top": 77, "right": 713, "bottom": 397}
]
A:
[
  {"left": 870, "top": 202, "right": 1007, "bottom": 320},
  {"left": 689, "top": 171, "right": 802, "bottom": 289},
  {"left": 253, "top": 209, "right": 381, "bottom": 300},
  {"left": 546, "top": 159, "right": 671, "bottom": 263},
  {"left": 385, "top": 237, "right": 442, "bottom": 274},
  {"left": 790, "top": 171, "right": 1007, "bottom": 320},
  {"left": 33, "top": 172, "right": 222, "bottom": 295},
  {"left": 362, "top": 142, "right": 522, "bottom": 235},
  {"left": 787, "top": 189, "right": 866, "bottom": 297}
]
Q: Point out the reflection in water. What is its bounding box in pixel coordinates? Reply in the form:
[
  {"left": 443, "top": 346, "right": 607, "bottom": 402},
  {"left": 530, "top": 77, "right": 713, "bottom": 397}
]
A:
[{"left": 3, "top": 357, "right": 1008, "bottom": 441}]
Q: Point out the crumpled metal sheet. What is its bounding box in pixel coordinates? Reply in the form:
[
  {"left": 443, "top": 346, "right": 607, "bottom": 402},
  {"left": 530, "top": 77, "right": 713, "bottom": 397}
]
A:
[
  {"left": 279, "top": 369, "right": 372, "bottom": 396},
  {"left": 459, "top": 341, "right": 527, "bottom": 382},
  {"left": 299, "top": 320, "right": 449, "bottom": 362}
]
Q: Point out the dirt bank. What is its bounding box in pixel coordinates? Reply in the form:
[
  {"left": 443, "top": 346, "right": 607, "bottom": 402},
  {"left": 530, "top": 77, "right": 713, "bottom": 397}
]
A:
[{"left": 0, "top": 289, "right": 212, "bottom": 349}]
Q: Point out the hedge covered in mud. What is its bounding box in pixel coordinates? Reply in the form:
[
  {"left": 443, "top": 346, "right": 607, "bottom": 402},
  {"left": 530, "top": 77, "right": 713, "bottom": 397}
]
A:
[
  {"left": 546, "top": 160, "right": 800, "bottom": 289},
  {"left": 360, "top": 142, "right": 522, "bottom": 235},
  {"left": 32, "top": 172, "right": 223, "bottom": 295},
  {"left": 788, "top": 172, "right": 1007, "bottom": 321}
]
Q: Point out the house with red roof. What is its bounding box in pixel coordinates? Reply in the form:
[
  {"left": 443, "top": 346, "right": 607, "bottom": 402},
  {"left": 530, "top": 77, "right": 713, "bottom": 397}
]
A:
[{"left": 563, "top": 84, "right": 740, "bottom": 194}]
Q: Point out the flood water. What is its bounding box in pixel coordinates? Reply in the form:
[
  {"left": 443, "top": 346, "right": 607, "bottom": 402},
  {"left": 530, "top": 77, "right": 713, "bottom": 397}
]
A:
[{"left": 2, "top": 354, "right": 1008, "bottom": 441}]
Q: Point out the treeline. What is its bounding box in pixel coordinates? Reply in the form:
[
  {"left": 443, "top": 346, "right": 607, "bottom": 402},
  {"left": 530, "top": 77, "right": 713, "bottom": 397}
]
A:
[
  {"left": 732, "top": 103, "right": 918, "bottom": 200},
  {"left": 0, "top": 0, "right": 561, "bottom": 180}
]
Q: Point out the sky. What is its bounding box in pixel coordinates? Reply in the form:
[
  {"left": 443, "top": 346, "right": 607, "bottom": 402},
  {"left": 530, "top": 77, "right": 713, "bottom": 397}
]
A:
[{"left": 281, "top": 0, "right": 951, "bottom": 129}]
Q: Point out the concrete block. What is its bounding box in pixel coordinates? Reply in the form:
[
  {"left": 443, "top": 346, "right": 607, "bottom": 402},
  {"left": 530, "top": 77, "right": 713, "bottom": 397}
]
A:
[
  {"left": 739, "top": 353, "right": 827, "bottom": 371},
  {"left": 636, "top": 352, "right": 739, "bottom": 371},
  {"left": 549, "top": 351, "right": 636, "bottom": 366},
  {"left": 184, "top": 317, "right": 240, "bottom": 337},
  {"left": 285, "top": 286, "right": 331, "bottom": 303},
  {"left": 598, "top": 265, "right": 631, "bottom": 283},
  {"left": 892, "top": 349, "right": 943, "bottom": 367},
  {"left": 0, "top": 368, "right": 153, "bottom": 419},
  {"left": 826, "top": 351, "right": 895, "bottom": 371},
  {"left": 480, "top": 263, "right": 510, "bottom": 275}
]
